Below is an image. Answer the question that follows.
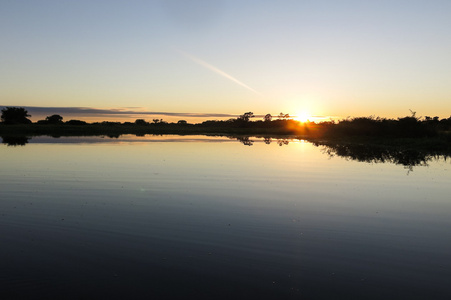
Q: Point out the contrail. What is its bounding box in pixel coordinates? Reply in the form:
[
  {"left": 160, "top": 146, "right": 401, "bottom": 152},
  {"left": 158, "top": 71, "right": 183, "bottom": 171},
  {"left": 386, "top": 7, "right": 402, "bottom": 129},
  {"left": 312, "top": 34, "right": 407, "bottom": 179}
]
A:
[{"left": 177, "top": 50, "right": 262, "bottom": 96}]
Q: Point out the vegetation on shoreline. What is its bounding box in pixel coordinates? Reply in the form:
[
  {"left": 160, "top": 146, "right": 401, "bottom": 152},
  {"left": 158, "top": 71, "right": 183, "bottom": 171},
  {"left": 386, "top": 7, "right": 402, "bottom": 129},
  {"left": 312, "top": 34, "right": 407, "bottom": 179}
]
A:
[{"left": 1, "top": 107, "right": 451, "bottom": 145}]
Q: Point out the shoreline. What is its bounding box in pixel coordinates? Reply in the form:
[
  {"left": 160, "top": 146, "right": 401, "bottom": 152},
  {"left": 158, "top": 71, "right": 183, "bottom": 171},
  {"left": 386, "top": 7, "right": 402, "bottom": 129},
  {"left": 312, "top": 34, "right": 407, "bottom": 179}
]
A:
[{"left": 2, "top": 124, "right": 451, "bottom": 152}]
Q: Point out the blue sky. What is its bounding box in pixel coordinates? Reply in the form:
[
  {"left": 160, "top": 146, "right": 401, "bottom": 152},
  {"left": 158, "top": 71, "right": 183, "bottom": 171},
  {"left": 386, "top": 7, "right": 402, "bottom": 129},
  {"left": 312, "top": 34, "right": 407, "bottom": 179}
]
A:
[{"left": 1, "top": 0, "right": 451, "bottom": 122}]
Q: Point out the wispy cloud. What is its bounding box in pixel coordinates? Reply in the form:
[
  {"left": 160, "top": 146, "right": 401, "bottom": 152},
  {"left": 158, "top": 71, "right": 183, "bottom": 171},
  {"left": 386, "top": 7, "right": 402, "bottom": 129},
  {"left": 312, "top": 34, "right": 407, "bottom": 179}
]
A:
[
  {"left": 176, "top": 49, "right": 262, "bottom": 96},
  {"left": 1, "top": 105, "right": 337, "bottom": 121},
  {"left": 1, "top": 106, "right": 239, "bottom": 119}
]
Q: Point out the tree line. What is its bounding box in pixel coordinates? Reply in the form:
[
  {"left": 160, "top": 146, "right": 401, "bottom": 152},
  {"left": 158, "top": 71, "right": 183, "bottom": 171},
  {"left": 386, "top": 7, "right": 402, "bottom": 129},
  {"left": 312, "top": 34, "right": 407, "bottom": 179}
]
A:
[
  {"left": 2, "top": 107, "right": 451, "bottom": 139},
  {"left": 0, "top": 107, "right": 294, "bottom": 127}
]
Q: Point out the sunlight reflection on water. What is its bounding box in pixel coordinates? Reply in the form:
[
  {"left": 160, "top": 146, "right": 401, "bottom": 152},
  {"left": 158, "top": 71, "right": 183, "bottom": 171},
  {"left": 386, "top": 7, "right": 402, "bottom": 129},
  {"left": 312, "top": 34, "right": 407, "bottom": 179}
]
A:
[{"left": 1, "top": 135, "right": 451, "bottom": 299}]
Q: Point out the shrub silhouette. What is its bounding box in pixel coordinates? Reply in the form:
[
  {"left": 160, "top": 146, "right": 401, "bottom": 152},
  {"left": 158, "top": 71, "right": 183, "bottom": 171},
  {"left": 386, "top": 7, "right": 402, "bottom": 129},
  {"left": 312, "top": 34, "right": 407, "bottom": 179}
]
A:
[
  {"left": 1, "top": 107, "right": 32, "bottom": 124},
  {"left": 135, "top": 119, "right": 148, "bottom": 125},
  {"left": 45, "top": 114, "right": 63, "bottom": 124},
  {"left": 66, "top": 120, "right": 87, "bottom": 125}
]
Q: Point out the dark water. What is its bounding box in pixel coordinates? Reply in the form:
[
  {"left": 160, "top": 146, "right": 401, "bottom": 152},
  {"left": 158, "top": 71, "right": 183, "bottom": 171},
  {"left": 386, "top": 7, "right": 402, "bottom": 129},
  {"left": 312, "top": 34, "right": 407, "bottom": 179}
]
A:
[{"left": 1, "top": 136, "right": 451, "bottom": 299}]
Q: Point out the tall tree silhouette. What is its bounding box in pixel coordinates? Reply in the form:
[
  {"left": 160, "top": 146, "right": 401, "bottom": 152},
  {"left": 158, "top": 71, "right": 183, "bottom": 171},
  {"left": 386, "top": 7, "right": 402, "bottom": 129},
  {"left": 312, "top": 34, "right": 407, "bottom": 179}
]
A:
[
  {"left": 264, "top": 114, "right": 272, "bottom": 122},
  {"left": 1, "top": 107, "right": 32, "bottom": 124},
  {"left": 238, "top": 112, "right": 254, "bottom": 122}
]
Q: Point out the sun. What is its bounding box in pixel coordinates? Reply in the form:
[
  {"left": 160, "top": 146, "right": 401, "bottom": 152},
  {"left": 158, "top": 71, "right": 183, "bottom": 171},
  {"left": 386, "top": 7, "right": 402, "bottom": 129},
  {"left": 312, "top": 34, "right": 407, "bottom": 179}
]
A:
[{"left": 295, "top": 112, "right": 310, "bottom": 123}]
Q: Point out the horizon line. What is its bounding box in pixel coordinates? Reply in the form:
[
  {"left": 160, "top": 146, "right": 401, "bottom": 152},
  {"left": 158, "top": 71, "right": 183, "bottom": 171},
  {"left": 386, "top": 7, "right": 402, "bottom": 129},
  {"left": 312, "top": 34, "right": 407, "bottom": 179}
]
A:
[{"left": 0, "top": 105, "right": 335, "bottom": 120}]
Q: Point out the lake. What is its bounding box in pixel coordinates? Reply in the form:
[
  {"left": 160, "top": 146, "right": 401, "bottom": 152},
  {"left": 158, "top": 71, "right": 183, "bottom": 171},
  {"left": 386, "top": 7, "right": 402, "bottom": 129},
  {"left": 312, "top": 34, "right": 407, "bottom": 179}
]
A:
[{"left": 1, "top": 135, "right": 451, "bottom": 299}]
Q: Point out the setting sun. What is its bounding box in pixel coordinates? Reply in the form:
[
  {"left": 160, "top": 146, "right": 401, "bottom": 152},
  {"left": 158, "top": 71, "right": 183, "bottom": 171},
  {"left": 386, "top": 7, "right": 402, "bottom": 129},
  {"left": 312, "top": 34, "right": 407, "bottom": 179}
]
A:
[{"left": 295, "top": 112, "right": 310, "bottom": 123}]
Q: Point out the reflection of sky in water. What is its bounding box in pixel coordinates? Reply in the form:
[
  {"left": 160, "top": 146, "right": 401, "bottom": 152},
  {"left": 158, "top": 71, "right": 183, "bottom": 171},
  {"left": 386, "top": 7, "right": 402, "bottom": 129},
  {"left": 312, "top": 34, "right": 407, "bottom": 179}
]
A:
[{"left": 1, "top": 136, "right": 451, "bottom": 299}]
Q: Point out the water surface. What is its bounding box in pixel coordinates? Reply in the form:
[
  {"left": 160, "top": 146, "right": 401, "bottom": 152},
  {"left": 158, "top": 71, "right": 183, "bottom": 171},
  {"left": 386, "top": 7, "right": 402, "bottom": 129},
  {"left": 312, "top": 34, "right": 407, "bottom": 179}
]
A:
[{"left": 1, "top": 135, "right": 451, "bottom": 299}]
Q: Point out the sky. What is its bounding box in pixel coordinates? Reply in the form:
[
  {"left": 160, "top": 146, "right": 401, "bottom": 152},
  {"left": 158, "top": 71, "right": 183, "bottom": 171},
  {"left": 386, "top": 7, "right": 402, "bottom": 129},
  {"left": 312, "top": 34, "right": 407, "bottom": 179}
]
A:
[{"left": 1, "top": 0, "right": 451, "bottom": 122}]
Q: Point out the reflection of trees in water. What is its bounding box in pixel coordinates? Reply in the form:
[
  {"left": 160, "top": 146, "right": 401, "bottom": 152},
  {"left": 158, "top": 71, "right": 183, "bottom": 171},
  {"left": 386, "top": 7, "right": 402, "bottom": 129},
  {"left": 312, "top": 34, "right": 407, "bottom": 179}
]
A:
[
  {"left": 277, "top": 139, "right": 289, "bottom": 146},
  {"left": 236, "top": 136, "right": 254, "bottom": 146},
  {"left": 233, "top": 136, "right": 449, "bottom": 169},
  {"left": 313, "top": 142, "right": 450, "bottom": 169},
  {"left": 4, "top": 133, "right": 445, "bottom": 170},
  {"left": 1, "top": 136, "right": 30, "bottom": 146},
  {"left": 235, "top": 136, "right": 450, "bottom": 168},
  {"left": 235, "top": 136, "right": 290, "bottom": 146}
]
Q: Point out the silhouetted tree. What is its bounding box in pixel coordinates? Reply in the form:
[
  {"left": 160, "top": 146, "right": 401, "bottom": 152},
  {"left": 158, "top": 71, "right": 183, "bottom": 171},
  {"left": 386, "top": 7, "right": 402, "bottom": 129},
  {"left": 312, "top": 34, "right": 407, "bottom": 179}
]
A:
[
  {"left": 135, "top": 119, "right": 147, "bottom": 125},
  {"left": 177, "top": 120, "right": 188, "bottom": 125},
  {"left": 45, "top": 114, "right": 63, "bottom": 124},
  {"left": 277, "top": 112, "right": 290, "bottom": 120},
  {"left": 1, "top": 107, "right": 32, "bottom": 124},
  {"left": 238, "top": 112, "right": 254, "bottom": 122},
  {"left": 264, "top": 114, "right": 272, "bottom": 122}
]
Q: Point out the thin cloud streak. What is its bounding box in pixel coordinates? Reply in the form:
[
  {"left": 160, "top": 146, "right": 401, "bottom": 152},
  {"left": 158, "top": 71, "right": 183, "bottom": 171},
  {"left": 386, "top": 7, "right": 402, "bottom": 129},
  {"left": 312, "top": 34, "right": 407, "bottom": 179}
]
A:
[
  {"left": 177, "top": 49, "right": 262, "bottom": 96},
  {"left": 1, "top": 106, "right": 239, "bottom": 119},
  {"left": 1, "top": 106, "right": 336, "bottom": 122}
]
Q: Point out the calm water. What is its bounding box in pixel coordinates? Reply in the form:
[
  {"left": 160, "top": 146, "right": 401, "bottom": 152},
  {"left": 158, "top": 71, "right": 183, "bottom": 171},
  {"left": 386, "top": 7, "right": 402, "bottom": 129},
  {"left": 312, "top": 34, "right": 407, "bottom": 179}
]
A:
[{"left": 1, "top": 135, "right": 451, "bottom": 299}]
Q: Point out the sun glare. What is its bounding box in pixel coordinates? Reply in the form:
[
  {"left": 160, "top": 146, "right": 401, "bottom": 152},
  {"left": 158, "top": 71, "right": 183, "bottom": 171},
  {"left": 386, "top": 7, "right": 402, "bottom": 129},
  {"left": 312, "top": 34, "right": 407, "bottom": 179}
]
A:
[{"left": 295, "top": 112, "right": 310, "bottom": 123}]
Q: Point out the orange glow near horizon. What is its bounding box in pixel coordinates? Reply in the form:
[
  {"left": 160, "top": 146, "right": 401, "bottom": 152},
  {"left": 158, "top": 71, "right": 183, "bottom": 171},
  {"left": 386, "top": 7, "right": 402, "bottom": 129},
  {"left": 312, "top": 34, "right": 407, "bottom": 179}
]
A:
[
  {"left": 294, "top": 112, "right": 311, "bottom": 123},
  {"left": 26, "top": 110, "right": 336, "bottom": 124}
]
